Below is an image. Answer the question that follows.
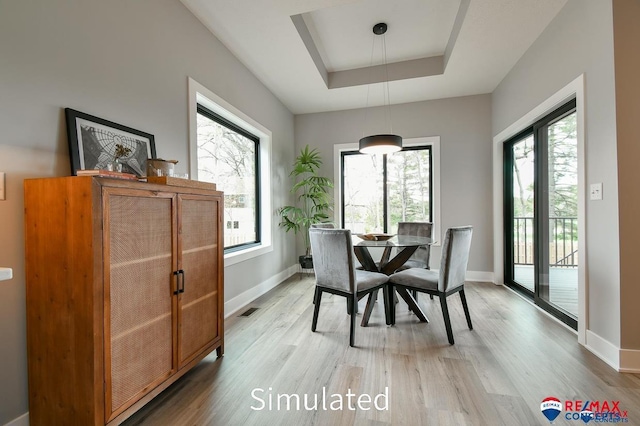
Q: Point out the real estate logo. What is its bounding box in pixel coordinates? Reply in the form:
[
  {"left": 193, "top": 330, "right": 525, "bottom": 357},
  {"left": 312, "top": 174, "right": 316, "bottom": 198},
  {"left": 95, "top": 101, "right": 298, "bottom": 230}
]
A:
[
  {"left": 541, "top": 396, "right": 562, "bottom": 422},
  {"left": 540, "top": 397, "right": 629, "bottom": 423}
]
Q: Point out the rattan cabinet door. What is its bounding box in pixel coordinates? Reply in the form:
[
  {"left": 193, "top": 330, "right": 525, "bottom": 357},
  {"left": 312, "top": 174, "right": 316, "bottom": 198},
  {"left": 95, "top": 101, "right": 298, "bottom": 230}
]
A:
[
  {"left": 105, "top": 190, "right": 177, "bottom": 421},
  {"left": 178, "top": 195, "right": 221, "bottom": 367}
]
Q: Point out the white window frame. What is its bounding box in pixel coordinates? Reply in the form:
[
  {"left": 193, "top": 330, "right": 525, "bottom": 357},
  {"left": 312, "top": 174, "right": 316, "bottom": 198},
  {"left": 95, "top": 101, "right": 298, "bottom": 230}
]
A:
[
  {"left": 188, "top": 77, "right": 273, "bottom": 266},
  {"left": 333, "top": 136, "right": 441, "bottom": 245}
]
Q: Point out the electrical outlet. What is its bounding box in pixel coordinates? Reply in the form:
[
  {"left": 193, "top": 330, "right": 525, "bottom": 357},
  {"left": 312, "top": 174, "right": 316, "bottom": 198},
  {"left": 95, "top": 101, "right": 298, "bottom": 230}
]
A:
[
  {"left": 0, "top": 172, "right": 5, "bottom": 200},
  {"left": 590, "top": 182, "right": 603, "bottom": 201}
]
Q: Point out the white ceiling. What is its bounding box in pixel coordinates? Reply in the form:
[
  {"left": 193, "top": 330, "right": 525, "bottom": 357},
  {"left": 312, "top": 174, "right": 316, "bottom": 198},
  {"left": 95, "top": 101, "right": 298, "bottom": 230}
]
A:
[
  {"left": 307, "top": 0, "right": 459, "bottom": 72},
  {"left": 180, "top": 0, "right": 568, "bottom": 115}
]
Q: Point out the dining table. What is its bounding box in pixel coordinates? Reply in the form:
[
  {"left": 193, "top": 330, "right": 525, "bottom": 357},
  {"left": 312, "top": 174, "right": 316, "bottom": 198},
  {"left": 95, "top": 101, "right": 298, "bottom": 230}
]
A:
[{"left": 353, "top": 234, "right": 433, "bottom": 325}]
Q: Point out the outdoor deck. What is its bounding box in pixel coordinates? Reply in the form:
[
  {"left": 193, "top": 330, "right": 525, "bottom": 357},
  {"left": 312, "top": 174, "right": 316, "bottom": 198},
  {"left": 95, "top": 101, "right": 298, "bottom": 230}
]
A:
[{"left": 514, "top": 265, "right": 578, "bottom": 316}]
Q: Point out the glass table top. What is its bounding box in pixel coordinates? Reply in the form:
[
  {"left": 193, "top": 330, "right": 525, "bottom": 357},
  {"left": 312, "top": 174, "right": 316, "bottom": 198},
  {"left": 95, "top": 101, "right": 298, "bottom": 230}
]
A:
[{"left": 353, "top": 235, "right": 433, "bottom": 247}]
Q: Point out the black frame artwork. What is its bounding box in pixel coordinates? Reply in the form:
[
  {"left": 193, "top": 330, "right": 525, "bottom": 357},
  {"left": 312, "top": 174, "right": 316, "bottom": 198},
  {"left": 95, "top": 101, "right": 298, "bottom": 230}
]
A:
[{"left": 65, "top": 108, "right": 156, "bottom": 177}]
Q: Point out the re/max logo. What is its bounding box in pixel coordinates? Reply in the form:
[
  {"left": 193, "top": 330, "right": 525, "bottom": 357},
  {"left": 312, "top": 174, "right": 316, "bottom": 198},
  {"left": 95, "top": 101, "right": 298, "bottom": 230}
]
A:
[{"left": 565, "top": 400, "right": 627, "bottom": 416}]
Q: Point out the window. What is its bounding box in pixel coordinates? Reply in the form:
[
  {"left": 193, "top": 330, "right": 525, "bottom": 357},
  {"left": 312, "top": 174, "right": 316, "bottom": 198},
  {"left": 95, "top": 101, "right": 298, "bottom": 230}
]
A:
[
  {"left": 336, "top": 137, "right": 440, "bottom": 239},
  {"left": 197, "top": 106, "right": 260, "bottom": 251},
  {"left": 188, "top": 77, "right": 273, "bottom": 265}
]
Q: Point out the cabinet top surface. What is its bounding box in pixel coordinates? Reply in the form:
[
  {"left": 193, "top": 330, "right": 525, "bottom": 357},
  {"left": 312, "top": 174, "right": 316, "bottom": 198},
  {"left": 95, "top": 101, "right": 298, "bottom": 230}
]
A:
[{"left": 24, "top": 176, "right": 223, "bottom": 196}]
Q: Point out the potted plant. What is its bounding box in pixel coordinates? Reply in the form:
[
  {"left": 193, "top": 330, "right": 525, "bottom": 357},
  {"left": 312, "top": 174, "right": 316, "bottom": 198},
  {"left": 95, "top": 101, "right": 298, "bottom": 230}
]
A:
[{"left": 278, "top": 145, "right": 333, "bottom": 269}]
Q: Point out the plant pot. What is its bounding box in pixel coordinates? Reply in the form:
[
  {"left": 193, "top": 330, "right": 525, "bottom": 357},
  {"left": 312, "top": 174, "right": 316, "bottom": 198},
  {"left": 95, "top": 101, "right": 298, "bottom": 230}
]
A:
[{"left": 299, "top": 255, "right": 313, "bottom": 269}]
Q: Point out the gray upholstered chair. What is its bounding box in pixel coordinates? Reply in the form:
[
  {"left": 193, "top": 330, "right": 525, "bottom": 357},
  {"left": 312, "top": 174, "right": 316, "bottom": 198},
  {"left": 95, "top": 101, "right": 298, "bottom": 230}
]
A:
[
  {"left": 309, "top": 228, "right": 389, "bottom": 347},
  {"left": 310, "top": 223, "right": 335, "bottom": 229},
  {"left": 395, "top": 222, "right": 433, "bottom": 271},
  {"left": 389, "top": 226, "right": 473, "bottom": 345},
  {"left": 310, "top": 223, "right": 335, "bottom": 303},
  {"left": 396, "top": 221, "right": 433, "bottom": 301}
]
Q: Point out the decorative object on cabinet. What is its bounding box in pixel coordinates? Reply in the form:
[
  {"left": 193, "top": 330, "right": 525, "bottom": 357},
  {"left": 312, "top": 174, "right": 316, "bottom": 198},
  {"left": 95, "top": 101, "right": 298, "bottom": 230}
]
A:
[
  {"left": 75, "top": 169, "right": 139, "bottom": 180},
  {"left": 147, "top": 158, "right": 178, "bottom": 177},
  {"left": 65, "top": 108, "right": 157, "bottom": 177},
  {"left": 147, "top": 175, "right": 216, "bottom": 190},
  {"left": 24, "top": 176, "right": 224, "bottom": 425}
]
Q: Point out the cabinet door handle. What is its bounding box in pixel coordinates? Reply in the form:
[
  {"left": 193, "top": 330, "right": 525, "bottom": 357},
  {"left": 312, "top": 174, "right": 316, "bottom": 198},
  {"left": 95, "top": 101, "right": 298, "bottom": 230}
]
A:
[
  {"left": 173, "top": 270, "right": 181, "bottom": 295},
  {"left": 179, "top": 269, "right": 185, "bottom": 293}
]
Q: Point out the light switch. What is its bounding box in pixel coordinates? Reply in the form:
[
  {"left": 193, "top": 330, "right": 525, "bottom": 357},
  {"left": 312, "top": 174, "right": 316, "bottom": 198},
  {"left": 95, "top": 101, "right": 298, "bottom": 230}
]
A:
[
  {"left": 0, "top": 172, "right": 4, "bottom": 200},
  {"left": 0, "top": 268, "right": 12, "bottom": 281},
  {"left": 590, "top": 183, "right": 603, "bottom": 200}
]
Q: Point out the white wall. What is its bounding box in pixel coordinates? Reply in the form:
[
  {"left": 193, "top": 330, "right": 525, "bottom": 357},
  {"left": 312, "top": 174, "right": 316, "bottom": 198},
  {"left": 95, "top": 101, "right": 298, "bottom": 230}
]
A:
[
  {"left": 0, "top": 0, "right": 295, "bottom": 423},
  {"left": 295, "top": 95, "right": 493, "bottom": 274},
  {"left": 492, "top": 0, "right": 620, "bottom": 346}
]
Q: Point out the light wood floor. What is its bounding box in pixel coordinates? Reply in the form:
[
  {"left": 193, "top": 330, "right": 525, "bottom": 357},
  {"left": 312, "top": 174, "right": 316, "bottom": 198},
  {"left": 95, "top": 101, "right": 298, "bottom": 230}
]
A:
[{"left": 123, "top": 274, "right": 640, "bottom": 426}]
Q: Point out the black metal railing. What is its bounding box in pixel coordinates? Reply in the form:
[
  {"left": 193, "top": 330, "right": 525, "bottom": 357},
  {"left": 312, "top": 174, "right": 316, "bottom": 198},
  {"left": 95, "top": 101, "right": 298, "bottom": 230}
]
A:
[{"left": 513, "top": 216, "right": 578, "bottom": 267}]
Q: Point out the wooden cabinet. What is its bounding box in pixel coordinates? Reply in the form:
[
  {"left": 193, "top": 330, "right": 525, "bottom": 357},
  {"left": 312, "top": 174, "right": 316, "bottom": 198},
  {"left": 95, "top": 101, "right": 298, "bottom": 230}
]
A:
[{"left": 24, "top": 177, "right": 224, "bottom": 425}]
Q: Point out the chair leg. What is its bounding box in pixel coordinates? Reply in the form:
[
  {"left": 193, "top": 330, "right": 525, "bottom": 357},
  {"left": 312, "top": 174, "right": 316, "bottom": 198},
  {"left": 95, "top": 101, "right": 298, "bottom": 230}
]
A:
[
  {"left": 429, "top": 294, "right": 434, "bottom": 300},
  {"left": 388, "top": 284, "right": 396, "bottom": 325},
  {"left": 408, "top": 290, "right": 418, "bottom": 309},
  {"left": 439, "top": 294, "right": 454, "bottom": 345},
  {"left": 311, "top": 288, "right": 322, "bottom": 332},
  {"left": 459, "top": 289, "right": 473, "bottom": 330},
  {"left": 348, "top": 295, "right": 357, "bottom": 347},
  {"left": 347, "top": 296, "right": 360, "bottom": 315},
  {"left": 383, "top": 285, "right": 391, "bottom": 325},
  {"left": 361, "top": 290, "right": 378, "bottom": 327}
]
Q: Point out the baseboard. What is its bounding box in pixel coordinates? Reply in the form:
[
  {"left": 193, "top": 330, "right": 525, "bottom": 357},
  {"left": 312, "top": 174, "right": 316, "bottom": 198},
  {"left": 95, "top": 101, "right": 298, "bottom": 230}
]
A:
[
  {"left": 4, "top": 412, "right": 29, "bottom": 426},
  {"left": 466, "top": 270, "right": 494, "bottom": 283},
  {"left": 224, "top": 264, "right": 298, "bottom": 318},
  {"left": 619, "top": 348, "right": 640, "bottom": 373},
  {"left": 585, "top": 330, "right": 620, "bottom": 371}
]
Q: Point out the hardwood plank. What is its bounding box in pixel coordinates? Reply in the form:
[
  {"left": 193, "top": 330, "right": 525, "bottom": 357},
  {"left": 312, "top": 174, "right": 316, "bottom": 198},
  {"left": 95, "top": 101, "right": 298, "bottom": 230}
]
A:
[
  {"left": 439, "top": 357, "right": 503, "bottom": 425},
  {"left": 123, "top": 276, "right": 640, "bottom": 426},
  {"left": 315, "top": 365, "right": 362, "bottom": 426},
  {"left": 389, "top": 354, "right": 428, "bottom": 425},
  {"left": 490, "top": 394, "right": 539, "bottom": 426}
]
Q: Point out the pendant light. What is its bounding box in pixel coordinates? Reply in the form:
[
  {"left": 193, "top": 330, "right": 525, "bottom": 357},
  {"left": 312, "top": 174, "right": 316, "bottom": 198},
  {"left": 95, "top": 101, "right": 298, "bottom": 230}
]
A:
[{"left": 359, "top": 22, "right": 402, "bottom": 155}]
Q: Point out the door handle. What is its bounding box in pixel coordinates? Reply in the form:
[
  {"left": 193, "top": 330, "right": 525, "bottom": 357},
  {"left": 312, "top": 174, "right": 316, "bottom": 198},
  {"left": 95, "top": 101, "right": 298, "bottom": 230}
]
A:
[
  {"left": 179, "top": 269, "right": 185, "bottom": 293},
  {"left": 173, "top": 270, "right": 180, "bottom": 295}
]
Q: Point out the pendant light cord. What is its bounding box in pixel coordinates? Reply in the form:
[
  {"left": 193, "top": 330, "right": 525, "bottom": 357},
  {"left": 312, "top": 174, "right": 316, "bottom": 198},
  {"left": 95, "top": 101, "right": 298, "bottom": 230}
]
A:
[
  {"left": 362, "top": 32, "right": 376, "bottom": 139},
  {"left": 382, "top": 33, "right": 393, "bottom": 134},
  {"left": 359, "top": 22, "right": 402, "bottom": 156},
  {"left": 362, "top": 27, "right": 394, "bottom": 138}
]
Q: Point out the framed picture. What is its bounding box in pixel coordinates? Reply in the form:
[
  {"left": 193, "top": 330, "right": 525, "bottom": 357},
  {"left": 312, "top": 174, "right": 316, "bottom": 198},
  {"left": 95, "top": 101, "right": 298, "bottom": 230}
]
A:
[{"left": 65, "top": 108, "right": 156, "bottom": 177}]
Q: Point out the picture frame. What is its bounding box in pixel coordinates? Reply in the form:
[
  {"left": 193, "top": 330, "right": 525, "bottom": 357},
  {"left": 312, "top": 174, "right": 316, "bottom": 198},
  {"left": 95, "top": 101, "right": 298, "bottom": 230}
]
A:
[{"left": 65, "top": 108, "right": 156, "bottom": 177}]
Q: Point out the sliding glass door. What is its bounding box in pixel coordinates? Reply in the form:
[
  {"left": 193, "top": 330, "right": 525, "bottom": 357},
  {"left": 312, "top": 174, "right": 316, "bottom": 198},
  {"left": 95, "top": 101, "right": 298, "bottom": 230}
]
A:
[
  {"left": 505, "top": 99, "right": 578, "bottom": 329},
  {"left": 508, "top": 132, "right": 535, "bottom": 292}
]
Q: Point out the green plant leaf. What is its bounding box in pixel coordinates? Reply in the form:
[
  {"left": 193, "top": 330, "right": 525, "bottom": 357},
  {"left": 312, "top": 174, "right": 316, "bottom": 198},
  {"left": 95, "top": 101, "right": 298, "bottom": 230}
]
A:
[{"left": 276, "top": 144, "right": 333, "bottom": 251}]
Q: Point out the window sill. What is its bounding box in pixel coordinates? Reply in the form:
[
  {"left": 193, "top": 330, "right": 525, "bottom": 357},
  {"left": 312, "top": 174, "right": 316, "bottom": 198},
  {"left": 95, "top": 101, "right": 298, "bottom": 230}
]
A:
[{"left": 224, "top": 242, "right": 273, "bottom": 267}]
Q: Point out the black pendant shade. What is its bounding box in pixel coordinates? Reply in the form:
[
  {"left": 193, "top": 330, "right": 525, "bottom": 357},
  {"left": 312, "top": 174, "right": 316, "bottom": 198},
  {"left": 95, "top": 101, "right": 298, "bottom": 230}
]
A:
[{"left": 359, "top": 134, "right": 403, "bottom": 155}]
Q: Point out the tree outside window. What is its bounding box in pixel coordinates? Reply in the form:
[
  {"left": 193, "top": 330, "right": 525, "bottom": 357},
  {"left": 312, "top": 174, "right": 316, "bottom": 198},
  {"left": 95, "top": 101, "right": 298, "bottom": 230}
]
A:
[
  {"left": 342, "top": 147, "right": 432, "bottom": 234},
  {"left": 197, "top": 106, "right": 259, "bottom": 250}
]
